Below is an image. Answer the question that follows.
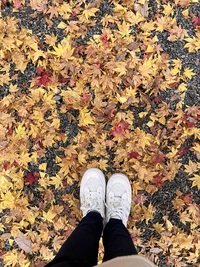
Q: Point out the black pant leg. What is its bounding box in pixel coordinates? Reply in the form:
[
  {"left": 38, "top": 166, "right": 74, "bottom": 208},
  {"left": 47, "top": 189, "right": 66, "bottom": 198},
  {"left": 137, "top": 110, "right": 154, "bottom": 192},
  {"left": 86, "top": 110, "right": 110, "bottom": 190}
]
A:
[
  {"left": 103, "top": 218, "right": 137, "bottom": 262},
  {"left": 46, "top": 212, "right": 103, "bottom": 267}
]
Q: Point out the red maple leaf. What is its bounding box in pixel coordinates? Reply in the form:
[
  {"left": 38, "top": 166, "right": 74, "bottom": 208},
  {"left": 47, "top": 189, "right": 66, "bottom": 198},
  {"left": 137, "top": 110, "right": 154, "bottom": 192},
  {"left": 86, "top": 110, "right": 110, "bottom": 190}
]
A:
[
  {"left": 24, "top": 172, "right": 39, "bottom": 185},
  {"left": 37, "top": 73, "right": 51, "bottom": 86},
  {"left": 110, "top": 120, "right": 129, "bottom": 136},
  {"left": 70, "top": 10, "right": 77, "bottom": 19},
  {"left": 152, "top": 174, "right": 164, "bottom": 187},
  {"left": 180, "top": 194, "right": 194, "bottom": 205},
  {"left": 135, "top": 193, "right": 148, "bottom": 204},
  {"left": 3, "top": 161, "right": 10, "bottom": 170},
  {"left": 100, "top": 33, "right": 109, "bottom": 49},
  {"left": 152, "top": 152, "right": 166, "bottom": 164},
  {"left": 81, "top": 92, "right": 92, "bottom": 103},
  {"left": 129, "top": 151, "right": 139, "bottom": 159},
  {"left": 176, "top": 144, "right": 187, "bottom": 156},
  {"left": 62, "top": 180, "right": 68, "bottom": 187},
  {"left": 183, "top": 115, "right": 196, "bottom": 127},
  {"left": 36, "top": 68, "right": 51, "bottom": 86},
  {"left": 192, "top": 17, "right": 200, "bottom": 28},
  {"left": 13, "top": 0, "right": 22, "bottom": 9},
  {"left": 153, "top": 95, "right": 163, "bottom": 103},
  {"left": 58, "top": 75, "right": 68, "bottom": 83}
]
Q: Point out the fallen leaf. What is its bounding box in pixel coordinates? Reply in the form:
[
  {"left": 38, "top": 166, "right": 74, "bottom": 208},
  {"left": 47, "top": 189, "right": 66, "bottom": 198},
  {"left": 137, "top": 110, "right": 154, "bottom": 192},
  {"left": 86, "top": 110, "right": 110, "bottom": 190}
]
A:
[
  {"left": 24, "top": 172, "right": 39, "bottom": 185},
  {"left": 14, "top": 233, "right": 32, "bottom": 253}
]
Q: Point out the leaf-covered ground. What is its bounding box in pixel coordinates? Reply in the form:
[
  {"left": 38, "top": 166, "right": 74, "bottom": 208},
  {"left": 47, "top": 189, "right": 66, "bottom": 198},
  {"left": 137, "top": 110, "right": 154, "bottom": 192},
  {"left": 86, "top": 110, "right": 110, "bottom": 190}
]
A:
[{"left": 0, "top": 0, "right": 200, "bottom": 266}]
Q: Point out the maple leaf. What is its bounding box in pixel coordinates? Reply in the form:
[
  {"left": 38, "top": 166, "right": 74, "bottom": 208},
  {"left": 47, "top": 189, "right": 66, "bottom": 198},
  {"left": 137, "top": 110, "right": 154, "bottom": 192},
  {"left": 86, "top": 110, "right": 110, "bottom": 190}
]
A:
[
  {"left": 180, "top": 194, "right": 194, "bottom": 205},
  {"left": 113, "top": 61, "right": 127, "bottom": 76},
  {"left": 189, "top": 174, "right": 200, "bottom": 190},
  {"left": 58, "top": 74, "right": 68, "bottom": 84},
  {"left": 183, "top": 114, "right": 196, "bottom": 127},
  {"left": 13, "top": 0, "right": 22, "bottom": 9},
  {"left": 153, "top": 95, "right": 163, "bottom": 103},
  {"left": 183, "top": 67, "right": 195, "bottom": 80},
  {"left": 35, "top": 68, "right": 51, "bottom": 86},
  {"left": 82, "top": 7, "right": 98, "bottom": 21},
  {"left": 152, "top": 152, "right": 166, "bottom": 164},
  {"left": 136, "top": 193, "right": 148, "bottom": 204},
  {"left": 42, "top": 209, "right": 56, "bottom": 223},
  {"left": 49, "top": 175, "right": 63, "bottom": 189},
  {"left": 24, "top": 172, "right": 39, "bottom": 185},
  {"left": 110, "top": 120, "right": 130, "bottom": 136},
  {"left": 184, "top": 160, "right": 199, "bottom": 174},
  {"left": 117, "top": 21, "right": 131, "bottom": 37},
  {"left": 100, "top": 33, "right": 110, "bottom": 49},
  {"left": 46, "top": 5, "right": 58, "bottom": 20},
  {"left": 50, "top": 37, "right": 74, "bottom": 60},
  {"left": 129, "top": 151, "right": 139, "bottom": 159},
  {"left": 192, "top": 17, "right": 200, "bottom": 28},
  {"left": 78, "top": 108, "right": 95, "bottom": 126},
  {"left": 176, "top": 144, "right": 187, "bottom": 156},
  {"left": 152, "top": 174, "right": 165, "bottom": 187}
]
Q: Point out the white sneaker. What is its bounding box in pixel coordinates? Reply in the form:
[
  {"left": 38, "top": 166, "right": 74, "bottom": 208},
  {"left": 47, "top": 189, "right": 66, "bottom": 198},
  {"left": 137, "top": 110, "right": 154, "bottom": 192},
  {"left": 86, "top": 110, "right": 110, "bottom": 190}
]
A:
[
  {"left": 80, "top": 168, "right": 106, "bottom": 219},
  {"left": 106, "top": 173, "right": 132, "bottom": 226}
]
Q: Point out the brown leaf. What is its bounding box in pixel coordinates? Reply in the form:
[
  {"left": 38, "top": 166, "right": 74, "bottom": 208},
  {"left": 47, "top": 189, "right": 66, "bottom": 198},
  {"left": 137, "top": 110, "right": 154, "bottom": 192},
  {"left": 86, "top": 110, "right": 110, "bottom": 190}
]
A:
[
  {"left": 127, "top": 42, "right": 139, "bottom": 51},
  {"left": 14, "top": 233, "right": 32, "bottom": 253},
  {"left": 134, "top": 1, "right": 148, "bottom": 17},
  {"left": 0, "top": 141, "right": 8, "bottom": 150}
]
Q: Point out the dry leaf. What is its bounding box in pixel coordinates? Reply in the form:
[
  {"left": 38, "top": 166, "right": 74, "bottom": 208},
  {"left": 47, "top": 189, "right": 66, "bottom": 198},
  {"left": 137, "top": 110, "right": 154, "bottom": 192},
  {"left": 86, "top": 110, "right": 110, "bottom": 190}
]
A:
[{"left": 14, "top": 233, "right": 32, "bottom": 253}]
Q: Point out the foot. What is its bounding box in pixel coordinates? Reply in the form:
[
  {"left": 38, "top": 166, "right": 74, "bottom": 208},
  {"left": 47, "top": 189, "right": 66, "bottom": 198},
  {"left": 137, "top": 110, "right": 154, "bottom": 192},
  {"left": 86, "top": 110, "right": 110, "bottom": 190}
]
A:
[
  {"left": 80, "top": 168, "right": 106, "bottom": 219},
  {"left": 106, "top": 173, "right": 132, "bottom": 226}
]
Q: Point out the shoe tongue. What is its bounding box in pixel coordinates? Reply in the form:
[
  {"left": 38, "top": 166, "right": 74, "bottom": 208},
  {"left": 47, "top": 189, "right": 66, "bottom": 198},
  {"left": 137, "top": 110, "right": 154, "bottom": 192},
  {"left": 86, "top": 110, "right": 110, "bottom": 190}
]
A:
[
  {"left": 87, "top": 178, "right": 100, "bottom": 191},
  {"left": 113, "top": 184, "right": 125, "bottom": 197}
]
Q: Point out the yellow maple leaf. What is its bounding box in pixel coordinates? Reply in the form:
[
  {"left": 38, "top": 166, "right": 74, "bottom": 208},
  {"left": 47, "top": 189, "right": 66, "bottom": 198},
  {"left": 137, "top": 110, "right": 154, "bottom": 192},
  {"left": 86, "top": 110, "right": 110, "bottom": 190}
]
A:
[
  {"left": 50, "top": 37, "right": 74, "bottom": 60},
  {"left": 50, "top": 175, "right": 63, "bottom": 189},
  {"left": 117, "top": 21, "right": 131, "bottom": 37},
  {"left": 0, "top": 191, "right": 15, "bottom": 211},
  {"left": 113, "top": 61, "right": 127, "bottom": 76},
  {"left": 51, "top": 43, "right": 64, "bottom": 57},
  {"left": 45, "top": 33, "right": 57, "bottom": 46},
  {"left": 162, "top": 3, "right": 174, "bottom": 16},
  {"left": 183, "top": 67, "right": 195, "bottom": 80},
  {"left": 178, "top": 83, "right": 187, "bottom": 92},
  {"left": 42, "top": 209, "right": 57, "bottom": 223},
  {"left": 145, "top": 45, "right": 154, "bottom": 53},
  {"left": 132, "top": 182, "right": 143, "bottom": 195},
  {"left": 138, "top": 56, "right": 154, "bottom": 77},
  {"left": 40, "top": 245, "right": 54, "bottom": 261},
  {"left": 58, "top": 2, "right": 72, "bottom": 16},
  {"left": 98, "top": 158, "right": 108, "bottom": 171},
  {"left": 143, "top": 203, "right": 156, "bottom": 224},
  {"left": 153, "top": 222, "right": 165, "bottom": 233},
  {"left": 83, "top": 7, "right": 98, "bottom": 21},
  {"left": 180, "top": 210, "right": 192, "bottom": 224},
  {"left": 57, "top": 21, "right": 67, "bottom": 29},
  {"left": 184, "top": 160, "right": 199, "bottom": 175},
  {"left": 114, "top": 3, "right": 127, "bottom": 13},
  {"left": 15, "top": 124, "right": 27, "bottom": 139},
  {"left": 189, "top": 174, "right": 200, "bottom": 190},
  {"left": 78, "top": 108, "right": 95, "bottom": 126},
  {"left": 32, "top": 49, "right": 46, "bottom": 63},
  {"left": 4, "top": 250, "right": 18, "bottom": 266},
  {"left": 78, "top": 153, "right": 87, "bottom": 165}
]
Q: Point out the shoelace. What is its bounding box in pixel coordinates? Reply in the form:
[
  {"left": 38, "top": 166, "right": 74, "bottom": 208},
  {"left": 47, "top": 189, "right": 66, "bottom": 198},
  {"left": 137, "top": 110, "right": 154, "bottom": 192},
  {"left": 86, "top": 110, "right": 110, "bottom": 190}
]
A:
[
  {"left": 106, "top": 195, "right": 128, "bottom": 221},
  {"left": 81, "top": 191, "right": 104, "bottom": 214}
]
